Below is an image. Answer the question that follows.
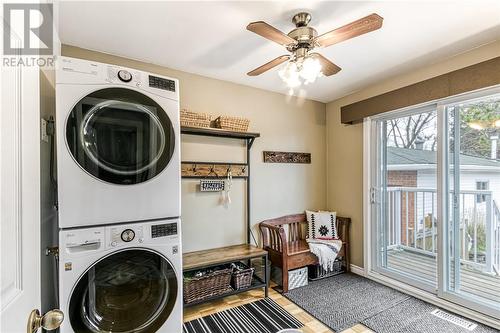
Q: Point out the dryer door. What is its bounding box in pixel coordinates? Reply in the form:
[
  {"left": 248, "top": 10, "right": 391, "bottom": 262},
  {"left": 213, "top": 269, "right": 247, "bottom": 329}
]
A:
[
  {"left": 66, "top": 88, "right": 175, "bottom": 185},
  {"left": 68, "top": 249, "right": 178, "bottom": 333}
]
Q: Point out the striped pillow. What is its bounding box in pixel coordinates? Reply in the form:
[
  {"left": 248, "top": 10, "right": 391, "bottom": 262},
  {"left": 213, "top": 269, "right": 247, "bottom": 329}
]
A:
[{"left": 306, "top": 210, "right": 338, "bottom": 240}]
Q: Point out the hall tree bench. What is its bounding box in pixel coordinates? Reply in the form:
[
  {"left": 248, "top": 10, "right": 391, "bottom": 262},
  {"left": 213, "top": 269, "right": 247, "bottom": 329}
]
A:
[{"left": 259, "top": 213, "right": 351, "bottom": 292}]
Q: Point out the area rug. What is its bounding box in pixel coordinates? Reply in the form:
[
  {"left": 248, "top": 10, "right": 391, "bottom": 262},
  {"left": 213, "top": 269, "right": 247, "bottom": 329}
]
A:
[
  {"left": 182, "top": 298, "right": 303, "bottom": 333},
  {"left": 362, "top": 297, "right": 499, "bottom": 333},
  {"left": 283, "top": 273, "right": 411, "bottom": 332}
]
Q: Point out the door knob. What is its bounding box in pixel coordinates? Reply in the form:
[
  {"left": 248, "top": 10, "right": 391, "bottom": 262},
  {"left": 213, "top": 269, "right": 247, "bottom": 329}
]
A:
[{"left": 27, "top": 309, "right": 64, "bottom": 333}]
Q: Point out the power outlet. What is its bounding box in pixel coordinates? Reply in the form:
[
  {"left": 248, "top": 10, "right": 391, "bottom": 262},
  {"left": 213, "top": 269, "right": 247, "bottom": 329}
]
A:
[{"left": 41, "top": 118, "right": 49, "bottom": 142}]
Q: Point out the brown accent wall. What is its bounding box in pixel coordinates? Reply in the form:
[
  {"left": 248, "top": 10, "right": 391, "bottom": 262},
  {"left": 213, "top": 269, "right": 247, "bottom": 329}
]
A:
[{"left": 341, "top": 56, "right": 500, "bottom": 124}]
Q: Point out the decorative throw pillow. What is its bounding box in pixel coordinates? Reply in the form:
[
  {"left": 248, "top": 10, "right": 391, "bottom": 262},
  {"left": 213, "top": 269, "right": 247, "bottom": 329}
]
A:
[{"left": 306, "top": 210, "right": 338, "bottom": 239}]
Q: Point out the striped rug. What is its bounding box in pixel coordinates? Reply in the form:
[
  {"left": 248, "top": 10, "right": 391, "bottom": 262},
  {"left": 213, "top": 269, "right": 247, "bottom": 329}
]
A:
[{"left": 183, "top": 298, "right": 303, "bottom": 333}]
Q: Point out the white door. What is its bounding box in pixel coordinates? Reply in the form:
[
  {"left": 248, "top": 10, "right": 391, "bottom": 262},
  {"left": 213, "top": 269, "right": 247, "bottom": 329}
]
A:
[{"left": 0, "top": 20, "right": 60, "bottom": 332}]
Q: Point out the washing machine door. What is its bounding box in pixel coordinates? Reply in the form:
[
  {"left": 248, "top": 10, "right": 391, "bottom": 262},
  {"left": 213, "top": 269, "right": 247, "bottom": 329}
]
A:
[
  {"left": 68, "top": 249, "right": 178, "bottom": 333},
  {"left": 66, "top": 88, "right": 175, "bottom": 185}
]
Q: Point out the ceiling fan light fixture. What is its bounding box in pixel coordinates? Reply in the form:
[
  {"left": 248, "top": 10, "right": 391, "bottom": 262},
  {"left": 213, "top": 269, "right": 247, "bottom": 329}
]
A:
[
  {"left": 278, "top": 61, "right": 301, "bottom": 88},
  {"left": 299, "top": 56, "right": 323, "bottom": 84},
  {"left": 246, "top": 12, "right": 383, "bottom": 85}
]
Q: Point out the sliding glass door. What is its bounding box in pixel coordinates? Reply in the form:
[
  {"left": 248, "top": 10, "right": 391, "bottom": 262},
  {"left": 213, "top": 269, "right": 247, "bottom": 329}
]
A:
[
  {"left": 440, "top": 94, "right": 500, "bottom": 317},
  {"left": 372, "top": 106, "right": 438, "bottom": 291},
  {"left": 370, "top": 88, "right": 500, "bottom": 318}
]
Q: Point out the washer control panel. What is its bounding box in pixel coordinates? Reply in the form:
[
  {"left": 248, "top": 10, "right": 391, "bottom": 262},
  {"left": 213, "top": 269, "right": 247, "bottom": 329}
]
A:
[
  {"left": 109, "top": 225, "right": 144, "bottom": 247},
  {"left": 151, "top": 222, "right": 177, "bottom": 238}
]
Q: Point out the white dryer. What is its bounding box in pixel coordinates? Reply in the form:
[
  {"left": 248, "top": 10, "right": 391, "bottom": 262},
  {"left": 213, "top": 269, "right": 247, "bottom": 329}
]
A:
[
  {"left": 56, "top": 57, "right": 180, "bottom": 228},
  {"left": 59, "top": 219, "right": 182, "bottom": 333}
]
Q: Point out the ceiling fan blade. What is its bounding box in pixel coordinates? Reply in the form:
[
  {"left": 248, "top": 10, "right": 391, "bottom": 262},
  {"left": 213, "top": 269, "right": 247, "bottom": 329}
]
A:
[
  {"left": 247, "top": 21, "right": 297, "bottom": 46},
  {"left": 314, "top": 13, "right": 383, "bottom": 48},
  {"left": 310, "top": 53, "right": 341, "bottom": 76},
  {"left": 247, "top": 55, "right": 290, "bottom": 76}
]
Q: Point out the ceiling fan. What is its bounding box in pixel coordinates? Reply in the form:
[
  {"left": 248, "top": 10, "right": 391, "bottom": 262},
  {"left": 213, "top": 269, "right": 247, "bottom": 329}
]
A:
[{"left": 246, "top": 12, "right": 383, "bottom": 87}]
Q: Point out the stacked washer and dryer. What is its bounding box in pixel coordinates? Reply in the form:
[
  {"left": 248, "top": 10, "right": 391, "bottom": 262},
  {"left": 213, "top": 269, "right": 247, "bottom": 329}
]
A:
[{"left": 55, "top": 57, "right": 182, "bottom": 333}]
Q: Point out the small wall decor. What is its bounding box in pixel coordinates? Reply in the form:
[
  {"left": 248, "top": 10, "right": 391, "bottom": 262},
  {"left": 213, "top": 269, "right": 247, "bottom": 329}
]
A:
[
  {"left": 199, "top": 180, "right": 225, "bottom": 192},
  {"left": 263, "top": 151, "right": 311, "bottom": 164}
]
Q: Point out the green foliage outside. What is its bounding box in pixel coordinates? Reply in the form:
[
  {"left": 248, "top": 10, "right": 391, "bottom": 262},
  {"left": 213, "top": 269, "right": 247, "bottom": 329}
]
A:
[{"left": 458, "top": 100, "right": 500, "bottom": 160}]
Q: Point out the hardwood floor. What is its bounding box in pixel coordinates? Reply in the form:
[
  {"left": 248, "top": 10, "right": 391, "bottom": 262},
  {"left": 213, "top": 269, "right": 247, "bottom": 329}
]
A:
[{"left": 183, "top": 284, "right": 373, "bottom": 333}]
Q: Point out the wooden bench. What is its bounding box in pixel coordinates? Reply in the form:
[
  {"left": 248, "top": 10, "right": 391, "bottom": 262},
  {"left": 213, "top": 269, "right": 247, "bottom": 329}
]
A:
[{"left": 259, "top": 213, "right": 351, "bottom": 292}]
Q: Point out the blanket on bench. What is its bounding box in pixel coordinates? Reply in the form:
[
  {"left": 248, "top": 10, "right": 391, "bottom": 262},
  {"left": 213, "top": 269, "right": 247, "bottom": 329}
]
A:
[{"left": 307, "top": 238, "right": 343, "bottom": 271}]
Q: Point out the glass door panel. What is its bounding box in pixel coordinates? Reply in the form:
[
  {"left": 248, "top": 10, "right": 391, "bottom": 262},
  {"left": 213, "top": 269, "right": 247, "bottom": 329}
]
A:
[
  {"left": 373, "top": 107, "right": 438, "bottom": 290},
  {"left": 443, "top": 94, "right": 500, "bottom": 316}
]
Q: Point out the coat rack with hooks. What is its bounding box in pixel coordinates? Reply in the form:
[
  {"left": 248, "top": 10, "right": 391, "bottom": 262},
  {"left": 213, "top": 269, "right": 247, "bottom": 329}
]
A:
[
  {"left": 180, "top": 126, "right": 267, "bottom": 307},
  {"left": 181, "top": 161, "right": 248, "bottom": 178}
]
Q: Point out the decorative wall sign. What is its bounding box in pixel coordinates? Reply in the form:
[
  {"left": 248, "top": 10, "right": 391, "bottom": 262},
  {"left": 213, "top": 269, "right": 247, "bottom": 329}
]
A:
[
  {"left": 199, "top": 179, "right": 225, "bottom": 192},
  {"left": 263, "top": 151, "right": 311, "bottom": 164}
]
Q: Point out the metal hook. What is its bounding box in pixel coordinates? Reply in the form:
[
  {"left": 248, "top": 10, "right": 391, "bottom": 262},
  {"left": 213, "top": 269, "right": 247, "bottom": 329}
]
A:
[
  {"left": 209, "top": 164, "right": 218, "bottom": 177},
  {"left": 242, "top": 166, "right": 246, "bottom": 174},
  {"left": 193, "top": 164, "right": 197, "bottom": 173}
]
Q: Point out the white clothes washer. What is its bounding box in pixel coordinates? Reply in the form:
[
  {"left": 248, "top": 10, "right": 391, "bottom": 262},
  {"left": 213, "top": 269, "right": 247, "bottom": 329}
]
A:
[
  {"left": 56, "top": 57, "right": 180, "bottom": 228},
  {"left": 59, "top": 219, "right": 182, "bottom": 333}
]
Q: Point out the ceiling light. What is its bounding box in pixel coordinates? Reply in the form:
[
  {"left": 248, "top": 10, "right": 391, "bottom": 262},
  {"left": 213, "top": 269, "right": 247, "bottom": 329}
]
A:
[
  {"left": 279, "top": 55, "right": 323, "bottom": 89},
  {"left": 468, "top": 122, "right": 484, "bottom": 130},
  {"left": 494, "top": 119, "right": 500, "bottom": 128},
  {"left": 278, "top": 61, "right": 301, "bottom": 88}
]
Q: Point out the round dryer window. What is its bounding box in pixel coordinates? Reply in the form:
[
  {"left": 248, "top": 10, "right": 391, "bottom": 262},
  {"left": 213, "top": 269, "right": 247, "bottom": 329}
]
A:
[
  {"left": 68, "top": 249, "right": 178, "bottom": 333},
  {"left": 66, "top": 88, "right": 175, "bottom": 185}
]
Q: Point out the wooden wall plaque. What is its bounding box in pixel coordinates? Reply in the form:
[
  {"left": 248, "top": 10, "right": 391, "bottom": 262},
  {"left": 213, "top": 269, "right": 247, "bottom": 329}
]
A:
[{"left": 263, "top": 151, "right": 311, "bottom": 164}]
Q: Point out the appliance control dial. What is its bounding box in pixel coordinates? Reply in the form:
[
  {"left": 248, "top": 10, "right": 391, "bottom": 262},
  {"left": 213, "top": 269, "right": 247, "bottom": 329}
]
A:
[
  {"left": 117, "top": 70, "right": 133, "bottom": 82},
  {"left": 121, "top": 229, "right": 135, "bottom": 242}
]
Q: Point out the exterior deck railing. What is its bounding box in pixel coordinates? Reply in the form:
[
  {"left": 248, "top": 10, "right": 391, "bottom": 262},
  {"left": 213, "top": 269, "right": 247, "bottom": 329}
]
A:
[{"left": 386, "top": 187, "right": 500, "bottom": 275}]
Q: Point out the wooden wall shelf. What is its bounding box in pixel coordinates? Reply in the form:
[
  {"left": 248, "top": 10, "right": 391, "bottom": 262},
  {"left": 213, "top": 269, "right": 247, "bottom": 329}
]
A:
[{"left": 181, "top": 126, "right": 260, "bottom": 140}]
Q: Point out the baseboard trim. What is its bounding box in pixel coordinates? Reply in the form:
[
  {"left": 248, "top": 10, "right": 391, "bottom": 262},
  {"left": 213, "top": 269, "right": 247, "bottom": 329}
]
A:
[{"left": 349, "top": 264, "right": 366, "bottom": 276}]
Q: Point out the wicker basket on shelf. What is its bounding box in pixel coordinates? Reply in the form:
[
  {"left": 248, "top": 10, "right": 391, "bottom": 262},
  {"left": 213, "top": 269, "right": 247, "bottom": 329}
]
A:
[
  {"left": 180, "top": 109, "right": 211, "bottom": 128},
  {"left": 231, "top": 263, "right": 255, "bottom": 290},
  {"left": 214, "top": 116, "right": 250, "bottom": 132},
  {"left": 183, "top": 266, "right": 233, "bottom": 304}
]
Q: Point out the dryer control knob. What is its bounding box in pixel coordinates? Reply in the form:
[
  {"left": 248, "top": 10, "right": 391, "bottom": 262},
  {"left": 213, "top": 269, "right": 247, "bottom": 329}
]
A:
[
  {"left": 121, "top": 229, "right": 135, "bottom": 242},
  {"left": 117, "top": 70, "right": 132, "bottom": 83}
]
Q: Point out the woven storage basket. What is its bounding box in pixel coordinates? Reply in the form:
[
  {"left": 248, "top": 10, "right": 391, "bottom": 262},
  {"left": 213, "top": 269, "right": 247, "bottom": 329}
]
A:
[
  {"left": 180, "top": 109, "right": 211, "bottom": 128},
  {"left": 231, "top": 264, "right": 255, "bottom": 290},
  {"left": 214, "top": 116, "right": 250, "bottom": 132},
  {"left": 183, "top": 267, "right": 233, "bottom": 304}
]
